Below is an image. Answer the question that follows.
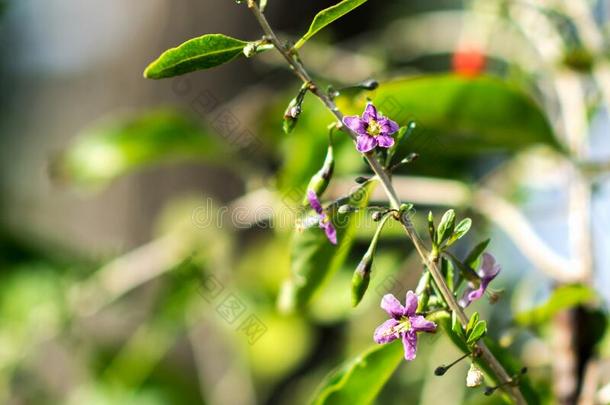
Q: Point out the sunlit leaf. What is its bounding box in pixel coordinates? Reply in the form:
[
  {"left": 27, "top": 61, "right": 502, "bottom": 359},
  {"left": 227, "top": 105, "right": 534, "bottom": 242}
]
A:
[
  {"left": 446, "top": 218, "right": 471, "bottom": 246},
  {"left": 436, "top": 209, "right": 456, "bottom": 245},
  {"left": 280, "top": 181, "right": 377, "bottom": 311},
  {"left": 310, "top": 342, "right": 403, "bottom": 405},
  {"left": 144, "top": 34, "right": 248, "bottom": 79},
  {"left": 371, "top": 75, "right": 563, "bottom": 156},
  {"left": 465, "top": 239, "right": 490, "bottom": 269},
  {"left": 294, "top": 0, "right": 368, "bottom": 49},
  {"left": 56, "top": 110, "right": 230, "bottom": 188},
  {"left": 466, "top": 320, "right": 487, "bottom": 346},
  {"left": 515, "top": 284, "right": 596, "bottom": 327}
]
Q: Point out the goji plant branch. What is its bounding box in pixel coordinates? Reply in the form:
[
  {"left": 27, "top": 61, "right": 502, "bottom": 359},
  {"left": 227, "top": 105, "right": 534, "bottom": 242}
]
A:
[{"left": 247, "top": 1, "right": 525, "bottom": 403}]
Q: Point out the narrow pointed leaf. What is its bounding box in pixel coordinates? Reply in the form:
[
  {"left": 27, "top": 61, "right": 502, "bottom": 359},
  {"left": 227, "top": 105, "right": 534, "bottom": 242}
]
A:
[
  {"left": 144, "top": 34, "right": 248, "bottom": 79},
  {"left": 310, "top": 342, "right": 403, "bottom": 405},
  {"left": 466, "top": 320, "right": 487, "bottom": 346},
  {"left": 446, "top": 218, "right": 471, "bottom": 246},
  {"left": 294, "top": 0, "right": 368, "bottom": 49}
]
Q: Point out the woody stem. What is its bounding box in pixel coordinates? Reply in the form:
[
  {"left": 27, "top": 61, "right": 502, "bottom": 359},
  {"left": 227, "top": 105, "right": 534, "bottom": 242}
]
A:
[{"left": 247, "top": 1, "right": 525, "bottom": 403}]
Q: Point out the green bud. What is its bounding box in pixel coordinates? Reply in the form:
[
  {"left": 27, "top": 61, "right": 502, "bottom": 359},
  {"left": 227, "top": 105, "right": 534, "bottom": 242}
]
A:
[
  {"left": 282, "top": 85, "right": 308, "bottom": 134},
  {"left": 351, "top": 254, "right": 372, "bottom": 307},
  {"left": 427, "top": 211, "right": 436, "bottom": 243},
  {"left": 351, "top": 212, "right": 393, "bottom": 307},
  {"left": 302, "top": 144, "right": 334, "bottom": 204}
]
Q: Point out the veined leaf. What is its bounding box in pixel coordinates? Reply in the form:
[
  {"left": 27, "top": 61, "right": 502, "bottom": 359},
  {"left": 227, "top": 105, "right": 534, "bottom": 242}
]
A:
[
  {"left": 280, "top": 181, "right": 377, "bottom": 311},
  {"left": 56, "top": 110, "right": 230, "bottom": 188},
  {"left": 294, "top": 0, "right": 368, "bottom": 49},
  {"left": 310, "top": 342, "right": 403, "bottom": 405},
  {"left": 144, "top": 34, "right": 248, "bottom": 79},
  {"left": 371, "top": 75, "right": 563, "bottom": 155},
  {"left": 515, "top": 284, "right": 596, "bottom": 327}
]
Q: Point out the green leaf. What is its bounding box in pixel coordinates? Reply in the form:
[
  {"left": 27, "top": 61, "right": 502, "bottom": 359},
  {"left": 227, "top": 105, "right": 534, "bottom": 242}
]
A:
[
  {"left": 280, "top": 181, "right": 377, "bottom": 311},
  {"left": 436, "top": 209, "right": 456, "bottom": 245},
  {"left": 465, "top": 239, "right": 490, "bottom": 269},
  {"left": 310, "top": 342, "right": 403, "bottom": 405},
  {"left": 446, "top": 218, "right": 472, "bottom": 246},
  {"left": 466, "top": 320, "right": 487, "bottom": 346},
  {"left": 144, "top": 34, "right": 248, "bottom": 79},
  {"left": 372, "top": 75, "right": 563, "bottom": 155},
  {"left": 294, "top": 0, "right": 368, "bottom": 49},
  {"left": 466, "top": 312, "right": 480, "bottom": 335},
  {"left": 55, "top": 110, "right": 230, "bottom": 188},
  {"left": 515, "top": 284, "right": 596, "bottom": 327},
  {"left": 451, "top": 310, "right": 465, "bottom": 340}
]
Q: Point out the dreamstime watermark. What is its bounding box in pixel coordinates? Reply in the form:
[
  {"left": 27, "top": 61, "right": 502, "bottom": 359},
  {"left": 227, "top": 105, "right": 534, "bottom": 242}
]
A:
[
  {"left": 174, "top": 262, "right": 268, "bottom": 345},
  {"left": 171, "top": 76, "right": 264, "bottom": 154},
  {"left": 190, "top": 181, "right": 389, "bottom": 232}
]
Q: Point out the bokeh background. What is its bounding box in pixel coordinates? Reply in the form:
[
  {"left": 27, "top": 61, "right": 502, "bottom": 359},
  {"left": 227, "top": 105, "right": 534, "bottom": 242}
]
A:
[{"left": 0, "top": 0, "right": 609, "bottom": 404}]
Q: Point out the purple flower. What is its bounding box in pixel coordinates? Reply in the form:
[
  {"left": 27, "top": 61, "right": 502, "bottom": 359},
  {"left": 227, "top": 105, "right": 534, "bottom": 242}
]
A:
[
  {"left": 373, "top": 291, "right": 437, "bottom": 361},
  {"left": 342, "top": 103, "right": 399, "bottom": 153},
  {"left": 458, "top": 253, "right": 501, "bottom": 308},
  {"left": 306, "top": 190, "right": 337, "bottom": 245}
]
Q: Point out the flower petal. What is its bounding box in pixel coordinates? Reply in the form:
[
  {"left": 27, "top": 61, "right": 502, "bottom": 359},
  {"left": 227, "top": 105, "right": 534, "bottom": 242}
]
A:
[
  {"left": 376, "top": 134, "right": 395, "bottom": 148},
  {"left": 458, "top": 286, "right": 476, "bottom": 308},
  {"left": 307, "top": 190, "right": 323, "bottom": 214},
  {"left": 356, "top": 134, "right": 377, "bottom": 153},
  {"left": 378, "top": 117, "right": 399, "bottom": 135},
  {"left": 467, "top": 285, "right": 485, "bottom": 303},
  {"left": 381, "top": 294, "right": 405, "bottom": 319},
  {"left": 402, "top": 330, "right": 418, "bottom": 361},
  {"left": 321, "top": 220, "right": 337, "bottom": 245},
  {"left": 404, "top": 290, "right": 418, "bottom": 316},
  {"left": 409, "top": 315, "right": 437, "bottom": 333},
  {"left": 374, "top": 319, "right": 400, "bottom": 344},
  {"left": 362, "top": 103, "right": 378, "bottom": 122},
  {"left": 480, "top": 253, "right": 501, "bottom": 281},
  {"left": 342, "top": 115, "right": 367, "bottom": 135}
]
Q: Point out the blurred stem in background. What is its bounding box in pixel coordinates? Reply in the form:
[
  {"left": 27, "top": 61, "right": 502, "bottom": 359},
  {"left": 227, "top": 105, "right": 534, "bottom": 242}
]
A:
[{"left": 470, "top": 1, "right": 606, "bottom": 403}]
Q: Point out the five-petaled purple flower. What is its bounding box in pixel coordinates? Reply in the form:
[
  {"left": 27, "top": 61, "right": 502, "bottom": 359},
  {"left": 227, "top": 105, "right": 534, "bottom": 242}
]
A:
[
  {"left": 458, "top": 253, "right": 501, "bottom": 308},
  {"left": 342, "top": 103, "right": 399, "bottom": 153},
  {"left": 374, "top": 291, "right": 437, "bottom": 361},
  {"left": 306, "top": 190, "right": 337, "bottom": 245}
]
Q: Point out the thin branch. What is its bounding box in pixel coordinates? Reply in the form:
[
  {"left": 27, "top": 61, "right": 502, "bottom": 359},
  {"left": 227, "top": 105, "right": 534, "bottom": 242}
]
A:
[{"left": 246, "top": 1, "right": 526, "bottom": 403}]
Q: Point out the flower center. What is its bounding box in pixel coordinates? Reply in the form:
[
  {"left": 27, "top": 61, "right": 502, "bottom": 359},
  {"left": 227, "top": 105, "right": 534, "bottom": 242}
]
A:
[
  {"left": 382, "top": 317, "right": 411, "bottom": 338},
  {"left": 366, "top": 119, "right": 382, "bottom": 137}
]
